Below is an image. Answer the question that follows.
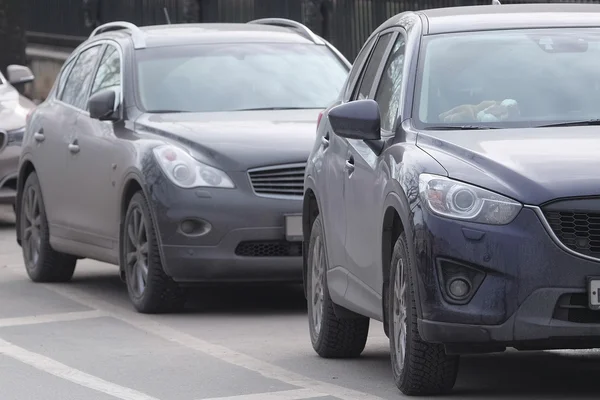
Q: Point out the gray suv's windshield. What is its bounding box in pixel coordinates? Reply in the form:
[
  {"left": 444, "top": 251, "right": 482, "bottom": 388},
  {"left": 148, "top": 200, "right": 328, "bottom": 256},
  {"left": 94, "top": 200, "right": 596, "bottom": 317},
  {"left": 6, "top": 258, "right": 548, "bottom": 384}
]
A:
[
  {"left": 415, "top": 28, "right": 600, "bottom": 129},
  {"left": 135, "top": 43, "right": 348, "bottom": 113}
]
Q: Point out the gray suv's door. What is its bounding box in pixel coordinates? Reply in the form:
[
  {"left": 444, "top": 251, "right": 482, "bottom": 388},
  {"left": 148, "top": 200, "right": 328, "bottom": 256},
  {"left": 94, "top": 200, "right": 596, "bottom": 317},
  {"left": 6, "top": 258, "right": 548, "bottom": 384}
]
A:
[
  {"left": 56, "top": 44, "right": 103, "bottom": 241},
  {"left": 70, "top": 43, "right": 123, "bottom": 253}
]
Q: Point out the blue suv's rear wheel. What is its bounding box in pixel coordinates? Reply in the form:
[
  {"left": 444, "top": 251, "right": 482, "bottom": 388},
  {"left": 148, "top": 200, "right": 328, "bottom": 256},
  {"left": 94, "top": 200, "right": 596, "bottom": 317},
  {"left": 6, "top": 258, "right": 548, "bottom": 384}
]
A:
[{"left": 307, "top": 216, "right": 369, "bottom": 358}]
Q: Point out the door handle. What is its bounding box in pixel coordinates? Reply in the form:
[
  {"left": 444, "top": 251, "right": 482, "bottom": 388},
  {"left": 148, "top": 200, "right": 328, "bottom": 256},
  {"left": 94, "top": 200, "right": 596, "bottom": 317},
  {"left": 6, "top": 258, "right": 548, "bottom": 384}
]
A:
[
  {"left": 345, "top": 156, "right": 355, "bottom": 173},
  {"left": 33, "top": 130, "right": 45, "bottom": 142},
  {"left": 321, "top": 132, "right": 330, "bottom": 149},
  {"left": 68, "top": 143, "right": 80, "bottom": 154}
]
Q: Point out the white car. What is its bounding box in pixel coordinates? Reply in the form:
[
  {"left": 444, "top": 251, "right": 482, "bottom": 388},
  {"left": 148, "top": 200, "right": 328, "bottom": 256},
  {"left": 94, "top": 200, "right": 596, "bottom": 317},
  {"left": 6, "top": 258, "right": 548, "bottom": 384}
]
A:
[{"left": 0, "top": 65, "right": 36, "bottom": 209}]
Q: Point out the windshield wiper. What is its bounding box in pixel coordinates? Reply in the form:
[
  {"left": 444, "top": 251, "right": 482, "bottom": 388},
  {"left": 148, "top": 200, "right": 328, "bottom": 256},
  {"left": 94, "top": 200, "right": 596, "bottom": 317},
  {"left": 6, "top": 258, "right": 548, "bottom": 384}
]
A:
[
  {"left": 425, "top": 125, "right": 499, "bottom": 130},
  {"left": 233, "top": 107, "right": 321, "bottom": 111},
  {"left": 146, "top": 110, "right": 188, "bottom": 114},
  {"left": 536, "top": 119, "right": 600, "bottom": 128}
]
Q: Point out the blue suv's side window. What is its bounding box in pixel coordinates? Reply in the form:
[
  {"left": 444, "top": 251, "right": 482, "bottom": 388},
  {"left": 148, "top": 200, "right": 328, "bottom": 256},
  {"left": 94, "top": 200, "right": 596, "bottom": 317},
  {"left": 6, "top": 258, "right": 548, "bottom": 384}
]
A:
[
  {"left": 374, "top": 34, "right": 407, "bottom": 133},
  {"left": 352, "top": 33, "right": 393, "bottom": 101}
]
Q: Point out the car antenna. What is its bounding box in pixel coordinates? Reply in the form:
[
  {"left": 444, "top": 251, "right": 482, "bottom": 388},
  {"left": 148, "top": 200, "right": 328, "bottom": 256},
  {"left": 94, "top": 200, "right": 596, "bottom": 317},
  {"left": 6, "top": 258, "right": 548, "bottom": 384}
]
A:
[
  {"left": 492, "top": 0, "right": 501, "bottom": 4},
  {"left": 163, "top": 7, "right": 172, "bottom": 24}
]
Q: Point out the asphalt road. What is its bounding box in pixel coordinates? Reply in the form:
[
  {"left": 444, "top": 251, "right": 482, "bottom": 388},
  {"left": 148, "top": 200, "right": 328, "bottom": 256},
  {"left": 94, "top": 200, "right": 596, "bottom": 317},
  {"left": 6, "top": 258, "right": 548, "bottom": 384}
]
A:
[{"left": 1, "top": 204, "right": 600, "bottom": 400}]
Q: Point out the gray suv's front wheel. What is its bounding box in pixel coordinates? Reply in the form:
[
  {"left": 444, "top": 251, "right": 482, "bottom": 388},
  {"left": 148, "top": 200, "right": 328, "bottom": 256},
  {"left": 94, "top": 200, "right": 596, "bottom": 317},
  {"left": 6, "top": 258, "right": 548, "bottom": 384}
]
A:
[{"left": 121, "top": 191, "right": 186, "bottom": 313}]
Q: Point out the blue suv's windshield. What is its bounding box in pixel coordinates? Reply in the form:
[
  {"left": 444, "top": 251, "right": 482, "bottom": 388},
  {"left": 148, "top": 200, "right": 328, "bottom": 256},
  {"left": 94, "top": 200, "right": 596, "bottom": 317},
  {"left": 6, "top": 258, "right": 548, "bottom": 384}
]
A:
[
  {"left": 414, "top": 28, "right": 600, "bottom": 129},
  {"left": 135, "top": 43, "right": 349, "bottom": 113}
]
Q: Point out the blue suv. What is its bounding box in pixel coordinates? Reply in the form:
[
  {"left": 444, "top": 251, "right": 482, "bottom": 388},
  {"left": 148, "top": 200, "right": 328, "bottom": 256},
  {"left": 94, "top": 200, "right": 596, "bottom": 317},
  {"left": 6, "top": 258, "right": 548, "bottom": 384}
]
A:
[{"left": 303, "top": 3, "right": 600, "bottom": 396}]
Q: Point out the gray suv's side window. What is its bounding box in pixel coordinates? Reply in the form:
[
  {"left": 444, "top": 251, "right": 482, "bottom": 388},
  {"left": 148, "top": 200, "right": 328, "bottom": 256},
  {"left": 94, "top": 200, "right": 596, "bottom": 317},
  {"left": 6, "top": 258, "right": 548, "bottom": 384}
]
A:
[
  {"left": 60, "top": 45, "right": 102, "bottom": 110},
  {"left": 374, "top": 34, "right": 407, "bottom": 132},
  {"left": 55, "top": 58, "right": 75, "bottom": 99},
  {"left": 352, "top": 33, "right": 393, "bottom": 101},
  {"left": 91, "top": 45, "right": 121, "bottom": 98}
]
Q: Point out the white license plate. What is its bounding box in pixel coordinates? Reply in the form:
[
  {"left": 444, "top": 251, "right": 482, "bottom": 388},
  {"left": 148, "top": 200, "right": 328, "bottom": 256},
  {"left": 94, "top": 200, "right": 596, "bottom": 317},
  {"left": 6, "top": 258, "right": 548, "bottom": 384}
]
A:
[
  {"left": 285, "top": 215, "right": 303, "bottom": 242},
  {"left": 588, "top": 277, "right": 600, "bottom": 310}
]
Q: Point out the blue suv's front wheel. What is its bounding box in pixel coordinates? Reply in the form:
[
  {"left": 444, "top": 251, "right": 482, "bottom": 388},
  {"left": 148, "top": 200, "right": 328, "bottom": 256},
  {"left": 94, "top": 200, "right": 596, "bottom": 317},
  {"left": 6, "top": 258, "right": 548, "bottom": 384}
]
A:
[{"left": 388, "top": 233, "right": 459, "bottom": 395}]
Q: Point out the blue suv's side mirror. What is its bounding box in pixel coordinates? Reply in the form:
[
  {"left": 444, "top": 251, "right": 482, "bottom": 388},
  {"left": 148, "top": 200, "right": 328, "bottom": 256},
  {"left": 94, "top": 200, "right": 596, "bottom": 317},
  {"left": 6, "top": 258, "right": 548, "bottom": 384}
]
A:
[{"left": 328, "top": 99, "right": 381, "bottom": 141}]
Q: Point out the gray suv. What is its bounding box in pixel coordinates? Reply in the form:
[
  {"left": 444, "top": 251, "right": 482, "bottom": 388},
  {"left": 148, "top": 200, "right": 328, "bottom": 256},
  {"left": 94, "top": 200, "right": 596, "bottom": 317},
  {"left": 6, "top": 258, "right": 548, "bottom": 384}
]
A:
[
  {"left": 16, "top": 19, "right": 350, "bottom": 313},
  {"left": 0, "top": 66, "right": 36, "bottom": 209}
]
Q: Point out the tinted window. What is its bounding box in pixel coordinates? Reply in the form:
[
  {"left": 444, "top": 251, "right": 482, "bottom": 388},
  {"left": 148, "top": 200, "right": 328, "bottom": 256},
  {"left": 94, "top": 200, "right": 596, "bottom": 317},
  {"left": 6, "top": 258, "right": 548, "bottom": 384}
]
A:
[
  {"left": 61, "top": 45, "right": 102, "bottom": 109},
  {"left": 91, "top": 45, "right": 121, "bottom": 97},
  {"left": 135, "top": 43, "right": 349, "bottom": 113},
  {"left": 55, "top": 58, "right": 75, "bottom": 99},
  {"left": 375, "top": 35, "right": 406, "bottom": 132},
  {"left": 353, "top": 33, "right": 393, "bottom": 101},
  {"left": 344, "top": 36, "right": 376, "bottom": 101},
  {"left": 416, "top": 28, "right": 600, "bottom": 128}
]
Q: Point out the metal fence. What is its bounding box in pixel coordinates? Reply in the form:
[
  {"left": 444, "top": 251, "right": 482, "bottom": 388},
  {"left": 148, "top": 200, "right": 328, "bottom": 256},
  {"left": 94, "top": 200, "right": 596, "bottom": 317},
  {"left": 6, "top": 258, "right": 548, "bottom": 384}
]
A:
[{"left": 24, "top": 0, "right": 600, "bottom": 60}]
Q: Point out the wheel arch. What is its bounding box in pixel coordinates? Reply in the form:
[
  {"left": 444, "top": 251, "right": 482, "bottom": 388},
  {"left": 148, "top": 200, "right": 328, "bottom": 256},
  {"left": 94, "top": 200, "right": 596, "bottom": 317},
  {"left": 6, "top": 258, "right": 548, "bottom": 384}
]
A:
[
  {"left": 15, "top": 158, "right": 37, "bottom": 246},
  {"left": 302, "top": 178, "right": 321, "bottom": 298},
  {"left": 381, "top": 190, "right": 420, "bottom": 332},
  {"left": 118, "top": 171, "right": 169, "bottom": 280}
]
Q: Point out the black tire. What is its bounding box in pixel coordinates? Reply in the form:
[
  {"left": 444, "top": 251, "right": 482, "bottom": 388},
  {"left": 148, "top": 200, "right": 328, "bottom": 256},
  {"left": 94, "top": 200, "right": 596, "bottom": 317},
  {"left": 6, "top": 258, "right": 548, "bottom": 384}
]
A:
[
  {"left": 122, "top": 191, "right": 186, "bottom": 314},
  {"left": 307, "top": 216, "right": 370, "bottom": 358},
  {"left": 20, "top": 172, "right": 77, "bottom": 282},
  {"left": 388, "top": 233, "right": 459, "bottom": 396}
]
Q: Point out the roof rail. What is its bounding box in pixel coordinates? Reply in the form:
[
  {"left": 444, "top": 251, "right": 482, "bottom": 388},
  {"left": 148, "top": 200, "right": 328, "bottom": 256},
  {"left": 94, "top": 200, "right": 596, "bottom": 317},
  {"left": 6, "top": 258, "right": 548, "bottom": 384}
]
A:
[
  {"left": 492, "top": 0, "right": 501, "bottom": 4},
  {"left": 90, "top": 21, "right": 146, "bottom": 49},
  {"left": 247, "top": 18, "right": 324, "bottom": 45}
]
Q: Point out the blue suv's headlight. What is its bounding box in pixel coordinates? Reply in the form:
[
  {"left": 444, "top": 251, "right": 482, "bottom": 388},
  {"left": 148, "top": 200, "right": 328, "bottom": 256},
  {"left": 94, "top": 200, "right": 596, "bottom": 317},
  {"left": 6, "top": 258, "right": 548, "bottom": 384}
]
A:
[{"left": 418, "top": 173, "right": 522, "bottom": 225}]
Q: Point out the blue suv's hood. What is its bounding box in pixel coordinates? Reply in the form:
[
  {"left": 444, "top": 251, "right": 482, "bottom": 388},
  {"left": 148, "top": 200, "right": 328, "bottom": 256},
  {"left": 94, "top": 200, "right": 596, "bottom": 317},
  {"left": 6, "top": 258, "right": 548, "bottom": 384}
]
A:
[{"left": 417, "top": 127, "right": 600, "bottom": 205}]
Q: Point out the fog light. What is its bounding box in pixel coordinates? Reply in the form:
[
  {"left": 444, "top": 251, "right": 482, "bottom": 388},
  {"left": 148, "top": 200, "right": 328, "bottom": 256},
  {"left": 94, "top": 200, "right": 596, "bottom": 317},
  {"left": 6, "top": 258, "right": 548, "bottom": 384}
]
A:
[
  {"left": 447, "top": 277, "right": 471, "bottom": 300},
  {"left": 179, "top": 218, "right": 211, "bottom": 236}
]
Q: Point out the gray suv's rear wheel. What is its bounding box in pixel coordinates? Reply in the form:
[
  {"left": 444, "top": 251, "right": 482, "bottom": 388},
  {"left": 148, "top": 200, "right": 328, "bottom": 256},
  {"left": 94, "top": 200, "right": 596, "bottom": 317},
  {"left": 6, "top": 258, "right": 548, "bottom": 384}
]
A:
[
  {"left": 122, "top": 191, "right": 186, "bottom": 313},
  {"left": 388, "top": 233, "right": 459, "bottom": 395},
  {"left": 307, "top": 216, "right": 369, "bottom": 358},
  {"left": 20, "top": 172, "right": 77, "bottom": 282}
]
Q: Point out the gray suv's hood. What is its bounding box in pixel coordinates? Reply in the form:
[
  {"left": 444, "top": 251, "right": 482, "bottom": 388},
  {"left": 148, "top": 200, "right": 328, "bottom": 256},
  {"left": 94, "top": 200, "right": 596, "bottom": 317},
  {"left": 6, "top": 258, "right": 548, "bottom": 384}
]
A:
[
  {"left": 0, "top": 82, "right": 35, "bottom": 131},
  {"left": 135, "top": 109, "right": 321, "bottom": 171}
]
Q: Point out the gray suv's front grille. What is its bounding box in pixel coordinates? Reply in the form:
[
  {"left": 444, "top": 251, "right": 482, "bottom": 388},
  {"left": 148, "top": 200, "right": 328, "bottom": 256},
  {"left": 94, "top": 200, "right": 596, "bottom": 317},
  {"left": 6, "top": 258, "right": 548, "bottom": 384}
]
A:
[{"left": 248, "top": 163, "right": 305, "bottom": 198}]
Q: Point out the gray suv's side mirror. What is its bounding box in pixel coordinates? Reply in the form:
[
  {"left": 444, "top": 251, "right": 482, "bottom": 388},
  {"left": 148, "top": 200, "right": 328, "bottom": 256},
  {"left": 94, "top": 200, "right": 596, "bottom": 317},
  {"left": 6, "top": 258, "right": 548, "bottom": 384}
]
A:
[
  {"left": 7, "top": 65, "right": 35, "bottom": 85},
  {"left": 88, "top": 89, "right": 120, "bottom": 121}
]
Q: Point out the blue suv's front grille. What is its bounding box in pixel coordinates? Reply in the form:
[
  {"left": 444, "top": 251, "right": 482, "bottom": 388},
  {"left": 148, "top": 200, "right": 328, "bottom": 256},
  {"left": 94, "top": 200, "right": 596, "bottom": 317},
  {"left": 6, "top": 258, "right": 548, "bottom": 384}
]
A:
[{"left": 544, "top": 210, "right": 600, "bottom": 258}]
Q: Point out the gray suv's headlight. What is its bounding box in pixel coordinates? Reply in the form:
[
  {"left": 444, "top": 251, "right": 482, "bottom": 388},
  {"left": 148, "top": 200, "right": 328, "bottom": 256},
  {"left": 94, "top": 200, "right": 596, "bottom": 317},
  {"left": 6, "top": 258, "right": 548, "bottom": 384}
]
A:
[
  {"left": 153, "top": 145, "right": 235, "bottom": 189},
  {"left": 418, "top": 173, "right": 522, "bottom": 225}
]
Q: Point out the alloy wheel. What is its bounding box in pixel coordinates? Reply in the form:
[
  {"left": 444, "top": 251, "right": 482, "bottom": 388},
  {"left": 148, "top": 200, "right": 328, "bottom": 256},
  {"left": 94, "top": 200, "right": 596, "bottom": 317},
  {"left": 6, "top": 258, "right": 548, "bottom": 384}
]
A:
[
  {"left": 125, "top": 207, "right": 149, "bottom": 298},
  {"left": 393, "top": 258, "right": 408, "bottom": 373},
  {"left": 311, "top": 235, "right": 325, "bottom": 336},
  {"left": 22, "top": 186, "right": 42, "bottom": 267}
]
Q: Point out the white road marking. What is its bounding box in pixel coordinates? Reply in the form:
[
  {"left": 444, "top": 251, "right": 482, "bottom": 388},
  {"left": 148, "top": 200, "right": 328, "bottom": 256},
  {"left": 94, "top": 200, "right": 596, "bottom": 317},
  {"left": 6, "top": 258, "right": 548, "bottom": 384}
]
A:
[
  {"left": 0, "top": 337, "right": 160, "bottom": 400},
  {"left": 0, "top": 310, "right": 107, "bottom": 328},
  {"left": 198, "top": 388, "right": 325, "bottom": 400},
  {"left": 46, "top": 284, "right": 387, "bottom": 400}
]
